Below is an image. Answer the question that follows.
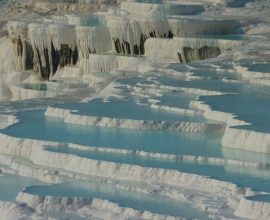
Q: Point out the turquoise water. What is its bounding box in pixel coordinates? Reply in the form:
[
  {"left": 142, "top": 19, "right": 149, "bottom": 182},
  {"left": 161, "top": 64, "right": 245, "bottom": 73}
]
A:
[
  {"left": 119, "top": 71, "right": 242, "bottom": 94},
  {"left": 247, "top": 194, "right": 270, "bottom": 202},
  {"left": 20, "top": 83, "right": 49, "bottom": 91},
  {"left": 20, "top": 82, "right": 65, "bottom": 91},
  {"left": 168, "top": 63, "right": 240, "bottom": 80},
  {"left": 226, "top": 0, "right": 254, "bottom": 7},
  {"left": 86, "top": 15, "right": 103, "bottom": 26},
  {"left": 190, "top": 35, "right": 248, "bottom": 40},
  {"left": 1, "top": 77, "right": 270, "bottom": 219},
  {"left": 157, "top": 92, "right": 195, "bottom": 109},
  {"left": 191, "top": 69, "right": 239, "bottom": 80},
  {"left": 45, "top": 145, "right": 270, "bottom": 193},
  {"left": 141, "top": 75, "right": 243, "bottom": 93},
  {"left": 166, "top": 4, "right": 205, "bottom": 16},
  {"left": 222, "top": 146, "right": 270, "bottom": 164},
  {"left": 201, "top": 85, "right": 270, "bottom": 132},
  {"left": 0, "top": 174, "right": 43, "bottom": 201},
  {"left": 2, "top": 110, "right": 222, "bottom": 157},
  {"left": 117, "top": 76, "right": 147, "bottom": 87},
  {"left": 52, "top": 98, "right": 205, "bottom": 122},
  {"left": 23, "top": 180, "right": 209, "bottom": 219},
  {"left": 2, "top": 107, "right": 270, "bottom": 194},
  {"left": 243, "top": 62, "right": 270, "bottom": 73}
]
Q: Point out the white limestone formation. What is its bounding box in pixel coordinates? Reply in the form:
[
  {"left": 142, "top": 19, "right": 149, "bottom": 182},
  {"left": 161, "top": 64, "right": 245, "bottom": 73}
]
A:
[
  {"left": 6, "top": 21, "right": 29, "bottom": 71},
  {"left": 169, "top": 18, "right": 240, "bottom": 36},
  {"left": 150, "top": 104, "right": 199, "bottom": 116},
  {"left": 190, "top": 100, "right": 248, "bottom": 126},
  {"left": 145, "top": 37, "right": 242, "bottom": 62},
  {"left": 44, "top": 106, "right": 223, "bottom": 132},
  {"left": 1, "top": 0, "right": 270, "bottom": 219},
  {"left": 76, "top": 26, "right": 112, "bottom": 59},
  {"left": 136, "top": 83, "right": 226, "bottom": 96},
  {"left": 81, "top": 53, "right": 138, "bottom": 73},
  {"left": 16, "top": 193, "right": 180, "bottom": 220},
  {"left": 0, "top": 133, "right": 252, "bottom": 199},
  {"left": 0, "top": 114, "right": 18, "bottom": 129},
  {"left": 235, "top": 197, "right": 270, "bottom": 220},
  {"left": 222, "top": 127, "right": 270, "bottom": 154}
]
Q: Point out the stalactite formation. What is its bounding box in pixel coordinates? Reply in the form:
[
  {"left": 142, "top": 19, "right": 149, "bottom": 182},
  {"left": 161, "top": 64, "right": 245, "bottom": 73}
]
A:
[{"left": 6, "top": 5, "right": 240, "bottom": 79}]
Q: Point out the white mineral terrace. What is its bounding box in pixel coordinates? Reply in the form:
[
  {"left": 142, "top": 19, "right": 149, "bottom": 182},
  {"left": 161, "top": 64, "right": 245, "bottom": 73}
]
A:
[{"left": 0, "top": 0, "right": 270, "bottom": 219}]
